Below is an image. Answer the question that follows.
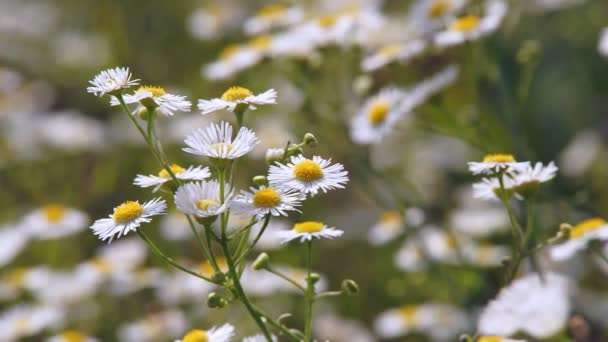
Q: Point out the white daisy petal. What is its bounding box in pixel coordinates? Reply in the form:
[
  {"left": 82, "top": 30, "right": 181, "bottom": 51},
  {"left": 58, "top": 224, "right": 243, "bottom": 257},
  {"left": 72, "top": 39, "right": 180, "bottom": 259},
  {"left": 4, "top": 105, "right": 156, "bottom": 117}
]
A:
[
  {"left": 183, "top": 121, "right": 259, "bottom": 160},
  {"left": 134, "top": 164, "right": 210, "bottom": 192},
  {"left": 174, "top": 324, "right": 235, "bottom": 342},
  {"left": 231, "top": 185, "right": 303, "bottom": 218},
  {"left": 174, "top": 180, "right": 233, "bottom": 218},
  {"left": 198, "top": 86, "right": 277, "bottom": 115},
  {"left": 90, "top": 198, "right": 166, "bottom": 242},
  {"left": 87, "top": 67, "right": 139, "bottom": 97},
  {"left": 276, "top": 221, "right": 344, "bottom": 244},
  {"left": 268, "top": 155, "right": 349, "bottom": 197}
]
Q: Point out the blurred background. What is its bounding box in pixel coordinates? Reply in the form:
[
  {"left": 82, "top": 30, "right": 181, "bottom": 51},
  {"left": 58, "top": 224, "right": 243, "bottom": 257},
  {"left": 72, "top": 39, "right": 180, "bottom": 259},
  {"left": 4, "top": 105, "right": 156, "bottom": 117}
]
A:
[{"left": 1, "top": 0, "right": 608, "bottom": 341}]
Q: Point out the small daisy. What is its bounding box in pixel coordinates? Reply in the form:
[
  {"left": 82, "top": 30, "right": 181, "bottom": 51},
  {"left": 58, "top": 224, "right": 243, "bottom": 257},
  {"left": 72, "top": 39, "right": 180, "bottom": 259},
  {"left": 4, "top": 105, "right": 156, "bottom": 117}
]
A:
[
  {"left": 134, "top": 164, "right": 211, "bottom": 192},
  {"left": 110, "top": 85, "right": 191, "bottom": 116},
  {"left": 408, "top": 0, "right": 470, "bottom": 35},
  {"left": 231, "top": 185, "right": 303, "bottom": 218},
  {"left": 478, "top": 272, "right": 570, "bottom": 339},
  {"left": 198, "top": 86, "right": 277, "bottom": 115},
  {"left": 394, "top": 239, "right": 427, "bottom": 271},
  {"left": 276, "top": 221, "right": 343, "bottom": 243},
  {"left": 87, "top": 66, "right": 139, "bottom": 97},
  {"left": 174, "top": 181, "right": 233, "bottom": 219},
  {"left": 350, "top": 87, "right": 408, "bottom": 145},
  {"left": 510, "top": 161, "right": 558, "bottom": 196},
  {"left": 22, "top": 205, "right": 89, "bottom": 240},
  {"left": 268, "top": 155, "right": 349, "bottom": 196},
  {"left": 300, "top": 14, "right": 355, "bottom": 47},
  {"left": 90, "top": 198, "right": 166, "bottom": 242},
  {"left": 203, "top": 44, "right": 261, "bottom": 80},
  {"left": 174, "top": 324, "right": 235, "bottom": 342},
  {"left": 361, "top": 40, "right": 427, "bottom": 72},
  {"left": 244, "top": 4, "right": 304, "bottom": 35},
  {"left": 434, "top": 0, "right": 508, "bottom": 48},
  {"left": 183, "top": 121, "right": 259, "bottom": 160},
  {"left": 367, "top": 211, "right": 405, "bottom": 246},
  {"left": 46, "top": 331, "right": 98, "bottom": 342},
  {"left": 599, "top": 27, "right": 608, "bottom": 57},
  {"left": 468, "top": 153, "right": 530, "bottom": 176},
  {"left": 472, "top": 176, "right": 517, "bottom": 201},
  {"left": 550, "top": 218, "right": 608, "bottom": 261}
]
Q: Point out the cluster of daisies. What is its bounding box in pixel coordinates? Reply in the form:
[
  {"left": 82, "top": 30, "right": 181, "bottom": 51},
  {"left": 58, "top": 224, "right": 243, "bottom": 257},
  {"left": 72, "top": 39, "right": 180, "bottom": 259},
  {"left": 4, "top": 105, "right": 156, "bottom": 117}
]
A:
[{"left": 198, "top": 0, "right": 508, "bottom": 80}]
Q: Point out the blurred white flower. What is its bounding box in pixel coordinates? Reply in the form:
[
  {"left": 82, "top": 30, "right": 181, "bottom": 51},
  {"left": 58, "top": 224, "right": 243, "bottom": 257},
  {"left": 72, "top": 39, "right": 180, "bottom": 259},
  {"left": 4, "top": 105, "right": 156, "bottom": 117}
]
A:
[
  {"left": 268, "top": 155, "right": 349, "bottom": 196},
  {"left": 134, "top": 164, "right": 210, "bottom": 192},
  {"left": 0, "top": 226, "right": 29, "bottom": 267},
  {"left": 37, "top": 111, "right": 106, "bottom": 152},
  {"left": 374, "top": 304, "right": 469, "bottom": 339},
  {"left": 276, "top": 221, "right": 343, "bottom": 243},
  {"left": 408, "top": 0, "right": 470, "bottom": 35},
  {"left": 551, "top": 218, "right": 608, "bottom": 261},
  {"left": 203, "top": 45, "right": 264, "bottom": 80},
  {"left": 559, "top": 130, "right": 600, "bottom": 177},
  {"left": 90, "top": 198, "right": 166, "bottom": 242},
  {"left": 313, "top": 312, "right": 375, "bottom": 342},
  {"left": 394, "top": 238, "right": 427, "bottom": 271},
  {"left": 599, "top": 27, "right": 608, "bottom": 57},
  {"left": 22, "top": 204, "right": 89, "bottom": 240},
  {"left": 47, "top": 331, "right": 98, "bottom": 342},
  {"left": 250, "top": 219, "right": 289, "bottom": 251},
  {"left": 367, "top": 211, "right": 405, "bottom": 246},
  {"left": 478, "top": 272, "right": 570, "bottom": 339},
  {"left": 361, "top": 40, "right": 427, "bottom": 72},
  {"left": 52, "top": 32, "right": 110, "bottom": 69},
  {"left": 118, "top": 310, "right": 188, "bottom": 342},
  {"left": 244, "top": 4, "right": 304, "bottom": 35},
  {"left": 242, "top": 334, "right": 277, "bottom": 342},
  {"left": 160, "top": 211, "right": 193, "bottom": 241},
  {"left": 0, "top": 305, "right": 64, "bottom": 341},
  {"left": 450, "top": 206, "right": 509, "bottom": 237}
]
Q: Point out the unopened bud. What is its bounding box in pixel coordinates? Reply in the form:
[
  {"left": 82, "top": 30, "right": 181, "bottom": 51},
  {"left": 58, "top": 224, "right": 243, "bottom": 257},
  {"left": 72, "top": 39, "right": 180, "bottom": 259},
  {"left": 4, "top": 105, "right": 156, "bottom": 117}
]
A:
[
  {"left": 287, "top": 144, "right": 304, "bottom": 157},
  {"left": 303, "top": 133, "right": 318, "bottom": 147},
  {"left": 252, "top": 175, "right": 268, "bottom": 187},
  {"left": 559, "top": 223, "right": 572, "bottom": 239},
  {"left": 139, "top": 96, "right": 158, "bottom": 110},
  {"left": 207, "top": 292, "right": 226, "bottom": 308},
  {"left": 308, "top": 272, "right": 321, "bottom": 285},
  {"left": 211, "top": 272, "right": 226, "bottom": 284},
  {"left": 341, "top": 279, "right": 359, "bottom": 295},
  {"left": 136, "top": 107, "right": 150, "bottom": 120},
  {"left": 252, "top": 253, "right": 270, "bottom": 270}
]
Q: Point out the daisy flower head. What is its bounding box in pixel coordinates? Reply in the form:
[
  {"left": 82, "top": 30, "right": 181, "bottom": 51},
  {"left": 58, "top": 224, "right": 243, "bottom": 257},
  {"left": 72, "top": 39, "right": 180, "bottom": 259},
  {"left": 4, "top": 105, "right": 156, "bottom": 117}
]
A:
[
  {"left": 244, "top": 4, "right": 304, "bottom": 35},
  {"left": 276, "top": 221, "right": 343, "bottom": 243},
  {"left": 268, "top": 155, "right": 349, "bottom": 196},
  {"left": 198, "top": 86, "right": 277, "bottom": 115},
  {"left": 367, "top": 211, "right": 405, "bottom": 246},
  {"left": 350, "top": 87, "right": 408, "bottom": 145},
  {"left": 174, "top": 180, "right": 233, "bottom": 220},
  {"left": 231, "top": 185, "right": 303, "bottom": 218},
  {"left": 408, "top": 0, "right": 470, "bottom": 35},
  {"left": 434, "top": 0, "right": 508, "bottom": 48},
  {"left": 550, "top": 217, "right": 608, "bottom": 261},
  {"left": 183, "top": 121, "right": 259, "bottom": 161},
  {"left": 204, "top": 44, "right": 262, "bottom": 80},
  {"left": 111, "top": 85, "right": 191, "bottom": 116},
  {"left": 511, "top": 161, "right": 558, "bottom": 197},
  {"left": 87, "top": 67, "right": 139, "bottom": 97},
  {"left": 174, "top": 324, "right": 234, "bottom": 342},
  {"left": 90, "top": 198, "right": 166, "bottom": 242},
  {"left": 134, "top": 164, "right": 211, "bottom": 192},
  {"left": 472, "top": 176, "right": 517, "bottom": 201},
  {"left": 22, "top": 205, "right": 89, "bottom": 240},
  {"left": 468, "top": 153, "right": 530, "bottom": 176},
  {"left": 361, "top": 40, "right": 427, "bottom": 72}
]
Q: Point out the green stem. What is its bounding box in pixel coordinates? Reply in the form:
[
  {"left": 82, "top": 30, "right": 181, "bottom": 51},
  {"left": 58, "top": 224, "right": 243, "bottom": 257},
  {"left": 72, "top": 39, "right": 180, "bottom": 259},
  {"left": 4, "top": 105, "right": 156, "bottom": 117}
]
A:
[
  {"left": 314, "top": 291, "right": 343, "bottom": 300},
  {"left": 203, "top": 223, "right": 222, "bottom": 274},
  {"left": 235, "top": 215, "right": 271, "bottom": 266},
  {"left": 304, "top": 240, "right": 314, "bottom": 342},
  {"left": 265, "top": 268, "right": 306, "bottom": 292},
  {"left": 255, "top": 307, "right": 301, "bottom": 341}
]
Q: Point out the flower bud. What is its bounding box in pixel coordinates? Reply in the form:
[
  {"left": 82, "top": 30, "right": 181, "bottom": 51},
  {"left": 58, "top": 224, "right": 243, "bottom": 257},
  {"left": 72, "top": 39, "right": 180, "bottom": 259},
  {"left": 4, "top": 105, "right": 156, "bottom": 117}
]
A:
[
  {"left": 303, "top": 133, "right": 318, "bottom": 147},
  {"left": 287, "top": 144, "right": 304, "bottom": 157},
  {"left": 252, "top": 253, "right": 270, "bottom": 270},
  {"left": 559, "top": 223, "right": 572, "bottom": 240},
  {"left": 252, "top": 175, "right": 268, "bottom": 187},
  {"left": 458, "top": 335, "right": 473, "bottom": 342},
  {"left": 211, "top": 271, "right": 226, "bottom": 284},
  {"left": 136, "top": 107, "right": 150, "bottom": 120},
  {"left": 139, "top": 96, "right": 158, "bottom": 110},
  {"left": 207, "top": 292, "right": 226, "bottom": 308},
  {"left": 341, "top": 279, "right": 359, "bottom": 295},
  {"left": 308, "top": 272, "right": 321, "bottom": 285}
]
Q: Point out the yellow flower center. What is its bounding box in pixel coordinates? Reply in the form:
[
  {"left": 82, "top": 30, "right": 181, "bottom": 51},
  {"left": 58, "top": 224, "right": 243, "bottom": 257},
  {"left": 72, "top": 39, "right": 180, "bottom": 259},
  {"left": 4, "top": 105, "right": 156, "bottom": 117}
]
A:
[
  {"left": 182, "top": 329, "right": 209, "bottom": 342},
  {"left": 198, "top": 257, "right": 228, "bottom": 276},
  {"left": 253, "top": 187, "right": 282, "bottom": 208},
  {"left": 482, "top": 154, "right": 515, "bottom": 163},
  {"left": 399, "top": 305, "right": 418, "bottom": 324},
  {"left": 219, "top": 44, "right": 241, "bottom": 61},
  {"left": 293, "top": 221, "right": 324, "bottom": 233},
  {"left": 379, "top": 211, "right": 403, "bottom": 230},
  {"left": 221, "top": 86, "right": 253, "bottom": 102},
  {"left": 249, "top": 35, "right": 272, "bottom": 50},
  {"left": 367, "top": 101, "right": 390, "bottom": 125},
  {"left": 477, "top": 337, "right": 504, "bottom": 342},
  {"left": 92, "top": 257, "right": 112, "bottom": 274},
  {"left": 62, "top": 330, "right": 87, "bottom": 342},
  {"left": 293, "top": 160, "right": 323, "bottom": 182},
  {"left": 450, "top": 15, "right": 481, "bottom": 31},
  {"left": 318, "top": 14, "right": 338, "bottom": 28},
  {"left": 113, "top": 201, "right": 144, "bottom": 224},
  {"left": 196, "top": 199, "right": 219, "bottom": 211},
  {"left": 570, "top": 218, "right": 608, "bottom": 239},
  {"left": 6, "top": 268, "right": 28, "bottom": 287},
  {"left": 137, "top": 85, "right": 166, "bottom": 97},
  {"left": 428, "top": 0, "right": 451, "bottom": 18},
  {"left": 158, "top": 164, "right": 186, "bottom": 178},
  {"left": 257, "top": 4, "right": 287, "bottom": 19},
  {"left": 43, "top": 204, "right": 66, "bottom": 223},
  {"left": 378, "top": 44, "right": 402, "bottom": 58}
]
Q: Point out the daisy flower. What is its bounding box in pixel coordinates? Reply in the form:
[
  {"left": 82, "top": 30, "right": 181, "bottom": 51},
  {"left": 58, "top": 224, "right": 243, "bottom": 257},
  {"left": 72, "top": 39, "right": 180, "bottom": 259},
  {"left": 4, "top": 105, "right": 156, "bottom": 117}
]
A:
[
  {"left": 198, "top": 86, "right": 277, "bottom": 115},
  {"left": 110, "top": 85, "right": 191, "bottom": 116},
  {"left": 0, "top": 227, "right": 29, "bottom": 267},
  {"left": 361, "top": 40, "right": 427, "bottom": 72},
  {"left": 231, "top": 185, "right": 303, "bottom": 218},
  {"left": 367, "top": 211, "right": 405, "bottom": 246},
  {"left": 550, "top": 217, "right": 608, "bottom": 261},
  {"left": 183, "top": 121, "right": 259, "bottom": 160},
  {"left": 244, "top": 4, "right": 304, "bottom": 35},
  {"left": 46, "top": 331, "right": 98, "bottom": 342},
  {"left": 478, "top": 272, "right": 570, "bottom": 339},
  {"left": 472, "top": 176, "right": 517, "bottom": 201},
  {"left": 87, "top": 66, "right": 139, "bottom": 97},
  {"left": 510, "top": 161, "right": 558, "bottom": 196},
  {"left": 408, "top": 0, "right": 470, "bottom": 35},
  {"left": 0, "top": 305, "right": 65, "bottom": 341},
  {"left": 599, "top": 27, "right": 608, "bottom": 57},
  {"left": 268, "top": 155, "right": 349, "bottom": 196},
  {"left": 468, "top": 153, "right": 530, "bottom": 176},
  {"left": 394, "top": 239, "right": 427, "bottom": 271},
  {"left": 203, "top": 44, "right": 262, "bottom": 80},
  {"left": 276, "top": 221, "right": 343, "bottom": 243},
  {"left": 90, "top": 198, "right": 166, "bottom": 242},
  {"left": 22, "top": 205, "right": 89, "bottom": 240},
  {"left": 242, "top": 334, "right": 277, "bottom": 342},
  {"left": 134, "top": 164, "right": 211, "bottom": 192},
  {"left": 174, "top": 180, "right": 233, "bottom": 219},
  {"left": 434, "top": 0, "right": 508, "bottom": 48},
  {"left": 350, "top": 87, "right": 408, "bottom": 145},
  {"left": 174, "top": 324, "right": 234, "bottom": 342},
  {"left": 119, "top": 310, "right": 187, "bottom": 342}
]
